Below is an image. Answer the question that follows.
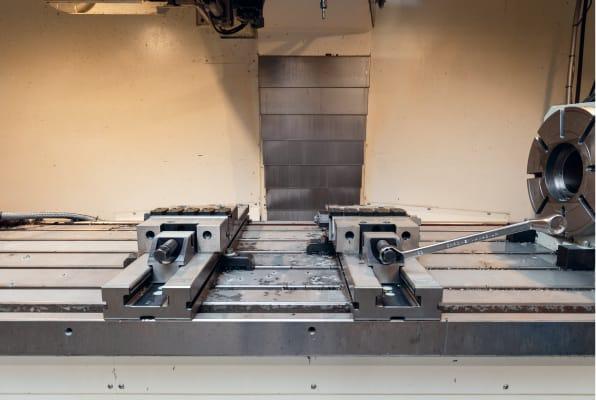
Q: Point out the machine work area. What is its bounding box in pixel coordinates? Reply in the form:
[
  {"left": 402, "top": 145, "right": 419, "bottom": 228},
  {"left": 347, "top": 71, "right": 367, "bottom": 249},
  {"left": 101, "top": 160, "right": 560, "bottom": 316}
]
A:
[
  {"left": 0, "top": 0, "right": 595, "bottom": 397},
  {"left": 0, "top": 202, "right": 593, "bottom": 356}
]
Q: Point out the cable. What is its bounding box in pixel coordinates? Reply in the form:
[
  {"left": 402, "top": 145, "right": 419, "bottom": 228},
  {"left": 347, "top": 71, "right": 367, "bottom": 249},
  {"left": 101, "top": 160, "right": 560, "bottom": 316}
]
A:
[
  {"left": 194, "top": 1, "right": 248, "bottom": 36},
  {"left": 566, "top": 0, "right": 583, "bottom": 103},
  {"left": 573, "top": 0, "right": 592, "bottom": 25},
  {"left": 0, "top": 211, "right": 98, "bottom": 223},
  {"left": 574, "top": 0, "right": 591, "bottom": 103},
  {"left": 210, "top": 19, "right": 248, "bottom": 35}
]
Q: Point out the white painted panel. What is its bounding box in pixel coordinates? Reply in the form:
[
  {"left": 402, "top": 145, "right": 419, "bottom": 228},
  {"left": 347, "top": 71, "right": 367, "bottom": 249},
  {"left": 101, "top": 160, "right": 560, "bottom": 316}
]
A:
[{"left": 0, "top": 356, "right": 592, "bottom": 397}]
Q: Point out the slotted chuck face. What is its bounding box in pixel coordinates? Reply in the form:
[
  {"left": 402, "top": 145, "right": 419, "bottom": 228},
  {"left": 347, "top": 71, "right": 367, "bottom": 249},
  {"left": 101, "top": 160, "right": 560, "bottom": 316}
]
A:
[{"left": 527, "top": 106, "right": 595, "bottom": 237}]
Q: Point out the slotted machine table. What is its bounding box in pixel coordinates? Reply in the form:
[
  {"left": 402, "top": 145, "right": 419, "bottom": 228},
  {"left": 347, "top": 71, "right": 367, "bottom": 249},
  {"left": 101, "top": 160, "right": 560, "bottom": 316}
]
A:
[{"left": 0, "top": 203, "right": 593, "bottom": 357}]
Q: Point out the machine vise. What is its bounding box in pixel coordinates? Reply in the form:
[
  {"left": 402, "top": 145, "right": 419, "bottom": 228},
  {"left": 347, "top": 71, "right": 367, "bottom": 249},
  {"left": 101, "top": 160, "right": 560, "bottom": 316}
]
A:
[{"left": 102, "top": 205, "right": 249, "bottom": 319}]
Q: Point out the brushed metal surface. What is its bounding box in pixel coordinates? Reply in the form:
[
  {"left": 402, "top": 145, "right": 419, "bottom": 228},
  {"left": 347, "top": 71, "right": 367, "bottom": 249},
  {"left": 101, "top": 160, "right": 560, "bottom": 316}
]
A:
[
  {"left": 0, "top": 269, "right": 121, "bottom": 288},
  {"left": 418, "top": 253, "right": 557, "bottom": 269},
  {"left": 0, "top": 240, "right": 137, "bottom": 253},
  {"left": 215, "top": 269, "right": 343, "bottom": 289},
  {"left": 266, "top": 210, "right": 318, "bottom": 221},
  {"left": 265, "top": 165, "right": 362, "bottom": 188},
  {"left": 262, "top": 141, "right": 364, "bottom": 166},
  {"left": 259, "top": 56, "right": 370, "bottom": 88},
  {"left": 266, "top": 188, "right": 361, "bottom": 210},
  {"left": 430, "top": 269, "right": 595, "bottom": 289},
  {"left": 0, "top": 317, "right": 592, "bottom": 356},
  {"left": 0, "top": 253, "right": 132, "bottom": 268},
  {"left": 261, "top": 115, "right": 366, "bottom": 141},
  {"left": 260, "top": 56, "right": 369, "bottom": 220},
  {"left": 260, "top": 88, "right": 369, "bottom": 115},
  {"left": 202, "top": 289, "right": 351, "bottom": 312}
]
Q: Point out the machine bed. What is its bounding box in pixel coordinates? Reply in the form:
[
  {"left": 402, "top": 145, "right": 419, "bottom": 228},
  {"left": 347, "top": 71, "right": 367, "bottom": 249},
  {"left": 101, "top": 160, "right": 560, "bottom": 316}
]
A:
[{"left": 0, "top": 220, "right": 593, "bottom": 356}]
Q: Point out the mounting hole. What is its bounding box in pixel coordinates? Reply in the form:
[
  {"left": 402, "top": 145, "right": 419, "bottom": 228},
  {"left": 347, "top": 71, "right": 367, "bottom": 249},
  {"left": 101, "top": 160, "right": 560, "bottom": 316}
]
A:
[
  {"left": 401, "top": 231, "right": 411, "bottom": 240},
  {"left": 202, "top": 231, "right": 212, "bottom": 240},
  {"left": 344, "top": 231, "right": 355, "bottom": 240},
  {"left": 545, "top": 143, "right": 584, "bottom": 202},
  {"left": 64, "top": 328, "right": 73, "bottom": 336},
  {"left": 308, "top": 326, "right": 316, "bottom": 335},
  {"left": 145, "top": 230, "right": 155, "bottom": 239}
]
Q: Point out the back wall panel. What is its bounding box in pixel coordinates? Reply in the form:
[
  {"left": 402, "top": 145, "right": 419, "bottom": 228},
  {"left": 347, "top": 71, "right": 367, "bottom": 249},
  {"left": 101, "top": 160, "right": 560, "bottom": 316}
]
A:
[{"left": 259, "top": 56, "right": 370, "bottom": 220}]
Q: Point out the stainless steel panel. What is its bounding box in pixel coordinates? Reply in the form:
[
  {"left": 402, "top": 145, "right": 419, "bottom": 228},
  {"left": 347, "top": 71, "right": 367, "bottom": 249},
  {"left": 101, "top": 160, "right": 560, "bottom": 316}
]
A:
[
  {"left": 0, "top": 253, "right": 132, "bottom": 268},
  {"left": 0, "top": 317, "right": 591, "bottom": 356},
  {"left": 202, "top": 289, "right": 350, "bottom": 312},
  {"left": 259, "top": 56, "right": 370, "bottom": 88},
  {"left": 266, "top": 188, "right": 361, "bottom": 210},
  {"left": 265, "top": 165, "right": 362, "bottom": 188},
  {"left": 262, "top": 141, "right": 364, "bottom": 165},
  {"left": 0, "top": 269, "right": 121, "bottom": 288},
  {"left": 240, "top": 230, "right": 321, "bottom": 241},
  {"left": 0, "top": 241, "right": 137, "bottom": 253},
  {"left": 441, "top": 289, "right": 595, "bottom": 313},
  {"left": 0, "top": 289, "right": 103, "bottom": 312},
  {"left": 237, "top": 240, "right": 308, "bottom": 253},
  {"left": 251, "top": 253, "right": 338, "bottom": 269},
  {"left": 260, "top": 56, "right": 369, "bottom": 220},
  {"left": 266, "top": 210, "right": 318, "bottom": 221},
  {"left": 261, "top": 115, "right": 366, "bottom": 141},
  {"left": 244, "top": 224, "right": 318, "bottom": 232},
  {"left": 418, "top": 253, "right": 557, "bottom": 269},
  {"left": 260, "top": 88, "right": 369, "bottom": 115},
  {"left": 215, "top": 269, "right": 343, "bottom": 289},
  {"left": 430, "top": 270, "right": 595, "bottom": 289}
]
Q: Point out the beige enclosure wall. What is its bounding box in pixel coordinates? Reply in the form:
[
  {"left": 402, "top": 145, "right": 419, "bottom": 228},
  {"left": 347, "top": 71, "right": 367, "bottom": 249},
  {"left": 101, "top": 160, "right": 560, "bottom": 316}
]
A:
[
  {"left": 364, "top": 0, "right": 595, "bottom": 220},
  {"left": 0, "top": 0, "right": 593, "bottom": 221},
  {"left": 0, "top": 1, "right": 261, "bottom": 220}
]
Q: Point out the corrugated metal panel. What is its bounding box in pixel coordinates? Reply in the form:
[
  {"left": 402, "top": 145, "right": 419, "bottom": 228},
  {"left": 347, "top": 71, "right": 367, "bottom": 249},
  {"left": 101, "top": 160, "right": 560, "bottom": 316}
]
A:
[
  {"left": 266, "top": 210, "right": 319, "bottom": 221},
  {"left": 265, "top": 165, "right": 362, "bottom": 188},
  {"left": 262, "top": 141, "right": 364, "bottom": 166},
  {"left": 259, "top": 56, "right": 370, "bottom": 88},
  {"left": 261, "top": 115, "right": 366, "bottom": 141},
  {"left": 260, "top": 88, "right": 368, "bottom": 115},
  {"left": 266, "top": 188, "right": 361, "bottom": 210},
  {"left": 260, "top": 56, "right": 369, "bottom": 220}
]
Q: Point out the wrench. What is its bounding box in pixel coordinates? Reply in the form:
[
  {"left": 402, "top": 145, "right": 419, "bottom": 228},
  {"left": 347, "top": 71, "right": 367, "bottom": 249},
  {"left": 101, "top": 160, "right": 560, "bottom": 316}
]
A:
[{"left": 377, "top": 214, "right": 566, "bottom": 264}]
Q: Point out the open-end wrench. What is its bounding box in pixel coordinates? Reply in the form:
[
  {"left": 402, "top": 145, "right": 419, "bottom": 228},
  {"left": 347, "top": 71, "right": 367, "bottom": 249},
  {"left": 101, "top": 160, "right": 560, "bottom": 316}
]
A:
[{"left": 377, "top": 214, "right": 566, "bottom": 265}]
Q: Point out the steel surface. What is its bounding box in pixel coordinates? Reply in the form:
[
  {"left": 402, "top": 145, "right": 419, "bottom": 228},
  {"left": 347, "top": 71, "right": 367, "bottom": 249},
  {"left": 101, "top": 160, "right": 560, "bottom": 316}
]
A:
[{"left": 259, "top": 56, "right": 370, "bottom": 88}]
